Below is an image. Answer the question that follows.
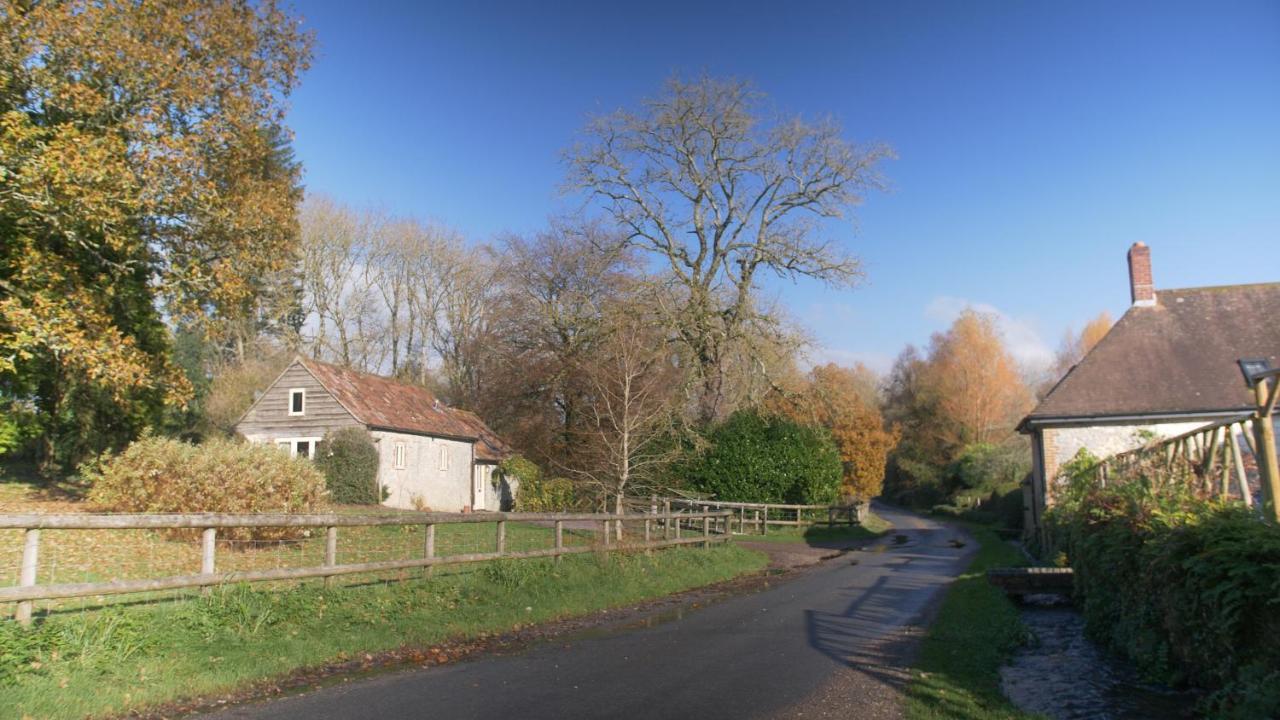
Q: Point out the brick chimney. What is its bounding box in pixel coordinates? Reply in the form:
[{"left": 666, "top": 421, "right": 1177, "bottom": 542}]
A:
[{"left": 1127, "top": 242, "right": 1156, "bottom": 307}]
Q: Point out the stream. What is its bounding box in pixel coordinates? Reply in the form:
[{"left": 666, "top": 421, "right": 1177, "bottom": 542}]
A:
[{"left": 1000, "top": 597, "right": 1199, "bottom": 719}]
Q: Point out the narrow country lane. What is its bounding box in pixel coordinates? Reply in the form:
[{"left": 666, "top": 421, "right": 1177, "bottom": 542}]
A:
[{"left": 202, "top": 505, "right": 976, "bottom": 720}]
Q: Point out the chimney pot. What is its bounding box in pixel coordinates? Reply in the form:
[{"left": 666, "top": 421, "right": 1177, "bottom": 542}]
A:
[{"left": 1128, "top": 242, "right": 1156, "bottom": 306}]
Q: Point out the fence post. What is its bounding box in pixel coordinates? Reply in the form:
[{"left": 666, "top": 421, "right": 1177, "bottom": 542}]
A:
[
  {"left": 201, "top": 528, "right": 216, "bottom": 596},
  {"left": 497, "top": 519, "right": 506, "bottom": 556},
  {"left": 601, "top": 519, "right": 610, "bottom": 549},
  {"left": 755, "top": 509, "right": 763, "bottom": 535},
  {"left": 643, "top": 518, "right": 652, "bottom": 554},
  {"left": 424, "top": 523, "right": 436, "bottom": 577},
  {"left": 324, "top": 526, "right": 337, "bottom": 588},
  {"left": 702, "top": 514, "right": 710, "bottom": 548},
  {"left": 554, "top": 519, "right": 563, "bottom": 564},
  {"left": 16, "top": 528, "right": 39, "bottom": 627}
]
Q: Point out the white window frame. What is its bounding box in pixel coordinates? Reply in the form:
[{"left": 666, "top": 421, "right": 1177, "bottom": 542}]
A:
[
  {"left": 288, "top": 388, "right": 306, "bottom": 416},
  {"left": 394, "top": 442, "right": 406, "bottom": 470},
  {"left": 275, "top": 436, "right": 321, "bottom": 459},
  {"left": 438, "top": 445, "right": 450, "bottom": 471}
]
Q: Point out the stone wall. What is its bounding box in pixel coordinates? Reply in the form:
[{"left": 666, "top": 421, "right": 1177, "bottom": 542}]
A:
[{"left": 372, "top": 430, "right": 474, "bottom": 512}]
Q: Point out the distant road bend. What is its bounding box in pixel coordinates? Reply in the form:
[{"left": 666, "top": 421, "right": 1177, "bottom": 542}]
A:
[{"left": 205, "top": 504, "right": 976, "bottom": 720}]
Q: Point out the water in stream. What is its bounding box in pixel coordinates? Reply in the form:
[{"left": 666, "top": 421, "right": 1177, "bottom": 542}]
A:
[{"left": 1000, "top": 598, "right": 1199, "bottom": 720}]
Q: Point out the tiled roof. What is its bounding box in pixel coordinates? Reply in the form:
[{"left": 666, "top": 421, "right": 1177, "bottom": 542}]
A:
[
  {"left": 1022, "top": 283, "right": 1280, "bottom": 427},
  {"left": 451, "top": 409, "right": 513, "bottom": 463},
  {"left": 299, "top": 357, "right": 493, "bottom": 443}
]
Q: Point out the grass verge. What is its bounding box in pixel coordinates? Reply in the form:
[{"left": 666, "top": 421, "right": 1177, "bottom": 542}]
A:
[
  {"left": 904, "top": 523, "right": 1037, "bottom": 720},
  {"left": 741, "top": 509, "right": 892, "bottom": 544},
  {"left": 0, "top": 544, "right": 766, "bottom": 719}
]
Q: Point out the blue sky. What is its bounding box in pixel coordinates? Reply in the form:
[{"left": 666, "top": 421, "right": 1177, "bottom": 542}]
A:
[{"left": 286, "top": 0, "right": 1280, "bottom": 374}]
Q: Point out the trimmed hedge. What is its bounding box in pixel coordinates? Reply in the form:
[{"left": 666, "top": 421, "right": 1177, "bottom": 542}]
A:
[
  {"left": 85, "top": 436, "right": 328, "bottom": 541},
  {"left": 315, "top": 427, "right": 381, "bottom": 504},
  {"left": 682, "top": 410, "right": 842, "bottom": 505},
  {"left": 1047, "top": 472, "right": 1280, "bottom": 719}
]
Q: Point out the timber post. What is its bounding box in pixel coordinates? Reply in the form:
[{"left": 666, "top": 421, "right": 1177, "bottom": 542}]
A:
[
  {"left": 497, "top": 519, "right": 507, "bottom": 555},
  {"left": 554, "top": 519, "right": 563, "bottom": 564},
  {"left": 324, "top": 526, "right": 338, "bottom": 588},
  {"left": 16, "top": 528, "right": 39, "bottom": 627},
  {"left": 702, "top": 514, "right": 710, "bottom": 548},
  {"left": 201, "top": 528, "right": 216, "bottom": 596},
  {"left": 424, "top": 523, "right": 436, "bottom": 577},
  {"left": 1252, "top": 378, "right": 1280, "bottom": 523}
]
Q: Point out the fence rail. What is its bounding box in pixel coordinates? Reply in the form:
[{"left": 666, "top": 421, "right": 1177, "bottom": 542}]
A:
[
  {"left": 1, "top": 509, "right": 731, "bottom": 626},
  {"left": 653, "top": 497, "right": 867, "bottom": 536},
  {"left": 1096, "top": 414, "right": 1274, "bottom": 509}
]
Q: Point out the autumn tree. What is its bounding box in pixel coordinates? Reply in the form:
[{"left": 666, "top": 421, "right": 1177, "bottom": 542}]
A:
[
  {"left": 0, "top": 0, "right": 312, "bottom": 470},
  {"left": 567, "top": 75, "right": 892, "bottom": 423},
  {"left": 924, "top": 310, "right": 1033, "bottom": 449},
  {"left": 768, "top": 363, "right": 898, "bottom": 500}
]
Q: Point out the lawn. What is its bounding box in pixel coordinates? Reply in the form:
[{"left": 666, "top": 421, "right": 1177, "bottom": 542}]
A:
[
  {"left": 0, "top": 543, "right": 767, "bottom": 719},
  {"left": 903, "top": 523, "right": 1038, "bottom": 720},
  {"left": 739, "top": 508, "right": 892, "bottom": 544}
]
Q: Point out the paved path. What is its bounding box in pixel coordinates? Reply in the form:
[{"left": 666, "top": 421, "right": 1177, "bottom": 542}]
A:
[{"left": 203, "top": 504, "right": 975, "bottom": 720}]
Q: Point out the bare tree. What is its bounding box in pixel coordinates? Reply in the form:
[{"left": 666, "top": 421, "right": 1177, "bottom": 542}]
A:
[
  {"left": 567, "top": 75, "right": 892, "bottom": 422},
  {"left": 298, "top": 195, "right": 384, "bottom": 368},
  {"left": 571, "top": 307, "right": 682, "bottom": 527}
]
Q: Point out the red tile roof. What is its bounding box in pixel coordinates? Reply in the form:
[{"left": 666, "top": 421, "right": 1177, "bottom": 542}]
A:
[
  {"left": 1021, "top": 283, "right": 1280, "bottom": 427},
  {"left": 451, "top": 409, "right": 513, "bottom": 463},
  {"left": 299, "top": 358, "right": 505, "bottom": 449}
]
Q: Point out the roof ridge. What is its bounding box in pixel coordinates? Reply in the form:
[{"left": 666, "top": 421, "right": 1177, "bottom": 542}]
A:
[{"left": 1158, "top": 281, "right": 1280, "bottom": 294}]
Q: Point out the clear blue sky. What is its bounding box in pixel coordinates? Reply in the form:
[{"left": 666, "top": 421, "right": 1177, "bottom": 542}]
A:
[{"left": 286, "top": 0, "right": 1280, "bottom": 374}]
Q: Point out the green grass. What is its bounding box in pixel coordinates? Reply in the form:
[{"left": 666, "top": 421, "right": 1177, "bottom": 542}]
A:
[
  {"left": 904, "top": 524, "right": 1039, "bottom": 720},
  {"left": 740, "top": 509, "right": 892, "bottom": 544},
  {"left": 0, "top": 544, "right": 766, "bottom": 719}
]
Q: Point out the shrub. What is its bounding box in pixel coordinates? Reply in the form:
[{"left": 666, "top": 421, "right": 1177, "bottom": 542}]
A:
[
  {"left": 507, "top": 456, "right": 578, "bottom": 512},
  {"left": 1045, "top": 465, "right": 1280, "bottom": 718},
  {"left": 682, "top": 410, "right": 841, "bottom": 505},
  {"left": 85, "top": 436, "right": 328, "bottom": 541},
  {"left": 315, "top": 427, "right": 381, "bottom": 504}
]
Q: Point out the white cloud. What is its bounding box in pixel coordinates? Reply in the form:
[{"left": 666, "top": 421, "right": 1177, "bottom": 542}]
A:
[{"left": 924, "top": 296, "right": 1054, "bottom": 372}]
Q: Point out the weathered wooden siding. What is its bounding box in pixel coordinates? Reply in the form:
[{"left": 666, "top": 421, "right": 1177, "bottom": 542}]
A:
[{"left": 235, "top": 361, "right": 360, "bottom": 442}]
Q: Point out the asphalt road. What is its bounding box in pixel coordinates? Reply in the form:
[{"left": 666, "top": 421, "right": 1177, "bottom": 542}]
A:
[{"left": 203, "top": 504, "right": 976, "bottom": 720}]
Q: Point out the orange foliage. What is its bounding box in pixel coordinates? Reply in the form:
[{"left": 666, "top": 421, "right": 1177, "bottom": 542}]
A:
[
  {"left": 768, "top": 363, "right": 899, "bottom": 500},
  {"left": 924, "top": 311, "right": 1032, "bottom": 448}
]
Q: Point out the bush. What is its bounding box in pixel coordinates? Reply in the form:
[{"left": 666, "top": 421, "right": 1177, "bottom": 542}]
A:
[
  {"left": 1045, "top": 466, "right": 1280, "bottom": 718},
  {"left": 315, "top": 427, "right": 381, "bottom": 504},
  {"left": 85, "top": 436, "right": 328, "bottom": 541},
  {"left": 507, "top": 456, "right": 578, "bottom": 512},
  {"left": 682, "top": 410, "right": 841, "bottom": 505}
]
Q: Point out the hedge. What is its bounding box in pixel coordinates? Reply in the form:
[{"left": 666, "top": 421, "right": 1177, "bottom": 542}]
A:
[
  {"left": 85, "top": 435, "right": 328, "bottom": 541},
  {"left": 1046, "top": 466, "right": 1280, "bottom": 719},
  {"left": 681, "top": 410, "right": 841, "bottom": 505},
  {"left": 315, "top": 427, "right": 382, "bottom": 504}
]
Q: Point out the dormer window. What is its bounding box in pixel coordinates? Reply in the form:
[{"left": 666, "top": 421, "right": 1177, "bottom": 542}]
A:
[{"left": 289, "top": 388, "right": 305, "bottom": 416}]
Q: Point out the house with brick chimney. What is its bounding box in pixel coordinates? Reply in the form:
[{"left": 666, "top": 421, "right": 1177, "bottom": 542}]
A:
[{"left": 1017, "top": 243, "right": 1280, "bottom": 533}]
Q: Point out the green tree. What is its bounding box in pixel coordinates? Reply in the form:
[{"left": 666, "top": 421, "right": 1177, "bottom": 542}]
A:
[
  {"left": 0, "top": 0, "right": 313, "bottom": 471},
  {"left": 683, "top": 410, "right": 841, "bottom": 504}
]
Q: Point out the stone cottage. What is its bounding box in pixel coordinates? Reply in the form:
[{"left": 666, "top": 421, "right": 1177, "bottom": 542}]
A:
[
  {"left": 1018, "top": 242, "right": 1280, "bottom": 532},
  {"left": 235, "top": 357, "right": 514, "bottom": 511}
]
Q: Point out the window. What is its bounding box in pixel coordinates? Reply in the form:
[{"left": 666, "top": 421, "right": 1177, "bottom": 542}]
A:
[
  {"left": 394, "top": 442, "right": 406, "bottom": 469},
  {"left": 288, "top": 388, "right": 305, "bottom": 416},
  {"left": 438, "top": 446, "right": 450, "bottom": 471},
  {"left": 275, "top": 438, "right": 320, "bottom": 459}
]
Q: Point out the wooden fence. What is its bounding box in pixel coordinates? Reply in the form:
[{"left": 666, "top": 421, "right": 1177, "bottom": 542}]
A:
[
  {"left": 653, "top": 497, "right": 867, "bottom": 536},
  {"left": 1096, "top": 414, "right": 1273, "bottom": 509},
  {"left": 0, "top": 509, "right": 731, "bottom": 626}
]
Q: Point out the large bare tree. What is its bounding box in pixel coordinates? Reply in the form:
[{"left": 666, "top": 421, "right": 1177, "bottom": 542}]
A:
[{"left": 567, "top": 76, "right": 892, "bottom": 422}]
